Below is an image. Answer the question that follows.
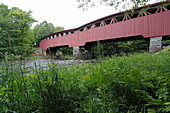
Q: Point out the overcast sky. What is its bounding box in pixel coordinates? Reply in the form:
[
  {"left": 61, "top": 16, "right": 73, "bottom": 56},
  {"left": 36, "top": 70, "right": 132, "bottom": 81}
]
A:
[
  {"left": 0, "top": 0, "right": 158, "bottom": 30},
  {"left": 0, "top": 0, "right": 118, "bottom": 30}
]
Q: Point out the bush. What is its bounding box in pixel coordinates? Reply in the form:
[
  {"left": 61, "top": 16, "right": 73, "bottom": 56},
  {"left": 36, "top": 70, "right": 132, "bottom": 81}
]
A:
[{"left": 92, "top": 40, "right": 149, "bottom": 58}]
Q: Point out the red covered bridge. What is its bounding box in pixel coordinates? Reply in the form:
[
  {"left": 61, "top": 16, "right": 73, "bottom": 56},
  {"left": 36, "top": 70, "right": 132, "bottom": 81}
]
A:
[{"left": 40, "top": 1, "right": 170, "bottom": 58}]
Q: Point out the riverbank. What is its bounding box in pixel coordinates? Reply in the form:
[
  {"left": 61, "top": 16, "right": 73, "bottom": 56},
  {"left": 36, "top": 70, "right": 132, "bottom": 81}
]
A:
[{"left": 1, "top": 49, "right": 170, "bottom": 112}]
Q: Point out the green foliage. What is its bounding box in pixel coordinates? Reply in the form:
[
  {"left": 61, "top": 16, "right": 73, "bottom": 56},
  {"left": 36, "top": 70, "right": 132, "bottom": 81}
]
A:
[
  {"left": 1, "top": 49, "right": 170, "bottom": 112},
  {"left": 33, "top": 21, "right": 55, "bottom": 42},
  {"left": 163, "top": 40, "right": 170, "bottom": 46},
  {"left": 77, "top": 0, "right": 155, "bottom": 10},
  {"left": 139, "top": 6, "right": 150, "bottom": 14},
  {"left": 55, "top": 26, "right": 64, "bottom": 32},
  {"left": 33, "top": 21, "right": 64, "bottom": 46},
  {"left": 92, "top": 40, "right": 149, "bottom": 58},
  {"left": 0, "top": 3, "right": 36, "bottom": 58},
  {"left": 59, "top": 47, "right": 73, "bottom": 56}
]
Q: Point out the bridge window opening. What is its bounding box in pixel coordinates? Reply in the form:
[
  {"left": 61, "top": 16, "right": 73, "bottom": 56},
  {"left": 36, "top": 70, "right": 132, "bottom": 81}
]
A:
[
  {"left": 100, "top": 21, "right": 106, "bottom": 26},
  {"left": 105, "top": 19, "right": 111, "bottom": 25},
  {"left": 129, "top": 12, "right": 139, "bottom": 19},
  {"left": 87, "top": 25, "right": 91, "bottom": 29},
  {"left": 156, "top": 6, "right": 168, "bottom": 13},
  {"left": 122, "top": 14, "right": 131, "bottom": 21},
  {"left": 90, "top": 24, "right": 96, "bottom": 29},
  {"left": 137, "top": 11, "right": 151, "bottom": 17},
  {"left": 167, "top": 5, "right": 170, "bottom": 10},
  {"left": 79, "top": 28, "right": 84, "bottom": 32},
  {"left": 61, "top": 33, "right": 64, "bottom": 36},
  {"left": 95, "top": 22, "right": 100, "bottom": 27},
  {"left": 110, "top": 18, "right": 118, "bottom": 24},
  {"left": 115, "top": 16, "right": 124, "bottom": 22},
  {"left": 147, "top": 7, "right": 157, "bottom": 14}
]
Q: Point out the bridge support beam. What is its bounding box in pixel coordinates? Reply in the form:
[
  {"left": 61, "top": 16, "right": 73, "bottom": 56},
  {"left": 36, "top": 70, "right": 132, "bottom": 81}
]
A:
[
  {"left": 149, "top": 36, "right": 162, "bottom": 53},
  {"left": 73, "top": 46, "right": 92, "bottom": 59}
]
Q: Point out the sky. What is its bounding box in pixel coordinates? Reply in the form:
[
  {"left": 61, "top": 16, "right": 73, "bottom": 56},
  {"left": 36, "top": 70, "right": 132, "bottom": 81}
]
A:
[
  {"left": 0, "top": 0, "right": 159, "bottom": 30},
  {"left": 0, "top": 0, "right": 118, "bottom": 30}
]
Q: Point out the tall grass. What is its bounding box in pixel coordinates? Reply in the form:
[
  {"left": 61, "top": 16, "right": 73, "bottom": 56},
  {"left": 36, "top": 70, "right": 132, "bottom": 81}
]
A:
[{"left": 0, "top": 49, "right": 170, "bottom": 112}]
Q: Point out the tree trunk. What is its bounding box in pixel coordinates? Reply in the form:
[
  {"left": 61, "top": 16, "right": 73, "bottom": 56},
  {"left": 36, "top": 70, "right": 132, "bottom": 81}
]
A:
[{"left": 8, "top": 33, "right": 11, "bottom": 47}]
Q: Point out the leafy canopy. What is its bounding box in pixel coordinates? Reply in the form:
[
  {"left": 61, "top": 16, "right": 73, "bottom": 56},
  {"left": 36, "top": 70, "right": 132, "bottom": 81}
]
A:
[
  {"left": 33, "top": 21, "right": 64, "bottom": 45},
  {"left": 77, "top": 0, "right": 164, "bottom": 10},
  {"left": 0, "top": 3, "right": 36, "bottom": 58}
]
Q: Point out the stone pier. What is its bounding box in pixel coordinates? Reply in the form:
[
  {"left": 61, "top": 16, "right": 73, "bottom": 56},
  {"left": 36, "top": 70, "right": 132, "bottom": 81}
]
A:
[
  {"left": 42, "top": 50, "right": 47, "bottom": 56},
  {"left": 149, "top": 36, "right": 162, "bottom": 53},
  {"left": 73, "top": 46, "right": 92, "bottom": 59}
]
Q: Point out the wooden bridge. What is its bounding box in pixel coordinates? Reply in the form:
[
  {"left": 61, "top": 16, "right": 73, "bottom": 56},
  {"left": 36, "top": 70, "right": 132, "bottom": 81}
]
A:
[{"left": 40, "top": 1, "right": 170, "bottom": 58}]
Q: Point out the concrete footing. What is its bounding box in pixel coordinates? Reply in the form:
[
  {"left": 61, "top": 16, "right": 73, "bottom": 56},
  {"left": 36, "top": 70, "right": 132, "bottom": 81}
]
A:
[{"left": 149, "top": 36, "right": 162, "bottom": 53}]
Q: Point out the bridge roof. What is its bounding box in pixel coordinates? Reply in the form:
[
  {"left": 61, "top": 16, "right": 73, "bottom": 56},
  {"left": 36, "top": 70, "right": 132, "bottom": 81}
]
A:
[{"left": 40, "top": 0, "right": 170, "bottom": 40}]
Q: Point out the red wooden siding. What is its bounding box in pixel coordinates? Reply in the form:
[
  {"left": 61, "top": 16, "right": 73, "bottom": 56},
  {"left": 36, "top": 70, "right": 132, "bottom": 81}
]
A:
[
  {"left": 40, "top": 1, "right": 170, "bottom": 51},
  {"left": 40, "top": 10, "right": 170, "bottom": 51}
]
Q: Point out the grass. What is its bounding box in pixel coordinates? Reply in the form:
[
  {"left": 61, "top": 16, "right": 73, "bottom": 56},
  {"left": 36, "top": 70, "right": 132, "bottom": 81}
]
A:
[
  {"left": 24, "top": 55, "right": 44, "bottom": 60},
  {"left": 0, "top": 49, "right": 170, "bottom": 112}
]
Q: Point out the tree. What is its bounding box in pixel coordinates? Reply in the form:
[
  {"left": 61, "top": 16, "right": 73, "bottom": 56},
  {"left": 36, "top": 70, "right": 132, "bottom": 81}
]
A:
[
  {"left": 0, "top": 4, "right": 10, "bottom": 48},
  {"left": 77, "top": 0, "right": 164, "bottom": 10},
  {"left": 33, "top": 21, "right": 64, "bottom": 45},
  {"left": 8, "top": 7, "right": 36, "bottom": 45},
  {"left": 55, "top": 26, "right": 64, "bottom": 33},
  {"left": 0, "top": 3, "right": 36, "bottom": 58}
]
